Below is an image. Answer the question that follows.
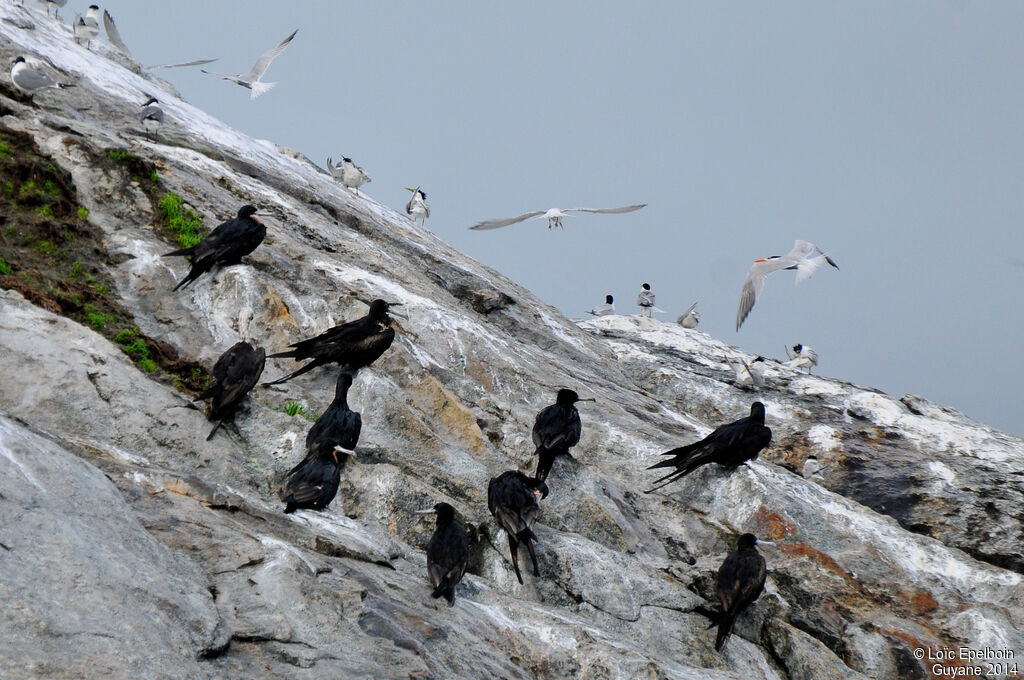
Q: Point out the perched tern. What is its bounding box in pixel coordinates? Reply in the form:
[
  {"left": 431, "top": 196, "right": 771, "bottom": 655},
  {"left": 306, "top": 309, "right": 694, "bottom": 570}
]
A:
[
  {"left": 326, "top": 156, "right": 371, "bottom": 194},
  {"left": 735, "top": 239, "right": 839, "bottom": 331},
  {"left": 730, "top": 356, "right": 766, "bottom": 388},
  {"left": 676, "top": 301, "right": 700, "bottom": 329},
  {"left": 784, "top": 343, "right": 818, "bottom": 373},
  {"left": 73, "top": 5, "right": 100, "bottom": 49},
  {"left": 404, "top": 186, "right": 430, "bottom": 224},
  {"left": 35, "top": 0, "right": 67, "bottom": 18},
  {"left": 637, "top": 283, "right": 659, "bottom": 317},
  {"left": 469, "top": 203, "right": 646, "bottom": 230},
  {"left": 10, "top": 57, "right": 75, "bottom": 97},
  {"left": 588, "top": 294, "right": 615, "bottom": 316},
  {"left": 203, "top": 29, "right": 297, "bottom": 99},
  {"left": 139, "top": 97, "right": 164, "bottom": 141},
  {"left": 103, "top": 10, "right": 218, "bottom": 71}
]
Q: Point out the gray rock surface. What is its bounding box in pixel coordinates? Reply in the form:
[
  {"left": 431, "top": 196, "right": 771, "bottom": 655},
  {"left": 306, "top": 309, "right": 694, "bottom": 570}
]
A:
[{"left": 1, "top": 5, "right": 1022, "bottom": 679}]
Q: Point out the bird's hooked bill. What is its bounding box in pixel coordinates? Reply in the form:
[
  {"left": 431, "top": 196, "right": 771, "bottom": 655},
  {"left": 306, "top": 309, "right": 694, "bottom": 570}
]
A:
[
  {"left": 333, "top": 445, "right": 356, "bottom": 457},
  {"left": 413, "top": 508, "right": 437, "bottom": 515},
  {"left": 577, "top": 397, "right": 597, "bottom": 403}
]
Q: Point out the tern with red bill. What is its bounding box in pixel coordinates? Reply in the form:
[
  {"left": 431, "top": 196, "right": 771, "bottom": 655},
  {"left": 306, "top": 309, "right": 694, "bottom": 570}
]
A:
[{"left": 735, "top": 240, "right": 839, "bottom": 331}]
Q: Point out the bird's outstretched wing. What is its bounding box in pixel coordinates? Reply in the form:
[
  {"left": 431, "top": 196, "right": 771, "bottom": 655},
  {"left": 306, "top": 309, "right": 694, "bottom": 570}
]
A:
[
  {"left": 102, "top": 10, "right": 134, "bottom": 58},
  {"left": 736, "top": 258, "right": 790, "bottom": 331},
  {"left": 568, "top": 204, "right": 647, "bottom": 215},
  {"left": 148, "top": 58, "right": 218, "bottom": 70},
  {"left": 241, "top": 29, "right": 298, "bottom": 81},
  {"left": 469, "top": 210, "right": 547, "bottom": 230}
]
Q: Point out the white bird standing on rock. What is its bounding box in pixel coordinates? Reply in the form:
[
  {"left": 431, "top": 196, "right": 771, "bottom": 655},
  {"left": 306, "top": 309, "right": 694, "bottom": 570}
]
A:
[
  {"left": 470, "top": 204, "right": 646, "bottom": 230},
  {"left": 677, "top": 301, "right": 700, "bottom": 329},
  {"left": 10, "top": 57, "right": 75, "bottom": 97},
  {"left": 139, "top": 97, "right": 164, "bottom": 141},
  {"left": 735, "top": 239, "right": 839, "bottom": 331},
  {"left": 202, "top": 29, "right": 298, "bottom": 99},
  {"left": 73, "top": 5, "right": 101, "bottom": 49},
  {"left": 35, "top": 0, "right": 67, "bottom": 18},
  {"left": 785, "top": 344, "right": 818, "bottom": 373},
  {"left": 404, "top": 187, "right": 430, "bottom": 224},
  {"left": 637, "top": 283, "right": 660, "bottom": 317},
  {"left": 326, "top": 156, "right": 371, "bottom": 194}
]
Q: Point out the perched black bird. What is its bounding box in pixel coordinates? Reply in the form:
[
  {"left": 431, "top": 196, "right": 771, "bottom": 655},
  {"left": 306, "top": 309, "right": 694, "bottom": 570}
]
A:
[
  {"left": 263, "top": 299, "right": 403, "bottom": 386},
  {"left": 421, "top": 502, "right": 469, "bottom": 606},
  {"left": 281, "top": 439, "right": 351, "bottom": 514},
  {"left": 708, "top": 533, "right": 767, "bottom": 651},
  {"left": 305, "top": 367, "right": 362, "bottom": 451},
  {"left": 487, "top": 471, "right": 548, "bottom": 584},
  {"left": 646, "top": 401, "right": 771, "bottom": 493},
  {"left": 195, "top": 341, "right": 265, "bottom": 440},
  {"left": 532, "top": 388, "right": 594, "bottom": 482},
  {"left": 163, "top": 205, "right": 267, "bottom": 291}
]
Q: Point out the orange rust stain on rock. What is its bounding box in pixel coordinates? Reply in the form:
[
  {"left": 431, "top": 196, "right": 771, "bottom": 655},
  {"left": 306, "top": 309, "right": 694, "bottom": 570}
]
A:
[
  {"left": 752, "top": 506, "right": 796, "bottom": 540},
  {"left": 779, "top": 542, "right": 858, "bottom": 587},
  {"left": 910, "top": 591, "right": 939, "bottom": 615},
  {"left": 263, "top": 289, "right": 296, "bottom": 327}
]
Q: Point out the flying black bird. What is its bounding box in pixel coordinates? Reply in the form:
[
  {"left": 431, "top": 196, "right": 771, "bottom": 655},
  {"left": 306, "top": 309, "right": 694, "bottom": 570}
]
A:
[
  {"left": 195, "top": 341, "right": 265, "bottom": 440},
  {"left": 263, "top": 299, "right": 403, "bottom": 386},
  {"left": 532, "top": 388, "right": 594, "bottom": 482},
  {"left": 487, "top": 471, "right": 548, "bottom": 584},
  {"left": 419, "top": 502, "right": 469, "bottom": 606},
  {"left": 304, "top": 367, "right": 362, "bottom": 452},
  {"left": 708, "top": 533, "right": 767, "bottom": 651},
  {"left": 162, "top": 205, "right": 267, "bottom": 291},
  {"left": 646, "top": 401, "right": 771, "bottom": 493},
  {"left": 281, "top": 439, "right": 352, "bottom": 514}
]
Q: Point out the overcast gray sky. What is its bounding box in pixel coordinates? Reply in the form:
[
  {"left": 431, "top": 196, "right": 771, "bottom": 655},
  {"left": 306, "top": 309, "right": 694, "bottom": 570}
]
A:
[{"left": 93, "top": 1, "right": 1024, "bottom": 436}]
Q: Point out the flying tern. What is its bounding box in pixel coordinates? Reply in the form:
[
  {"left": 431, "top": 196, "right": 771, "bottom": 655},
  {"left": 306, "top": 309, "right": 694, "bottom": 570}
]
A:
[
  {"left": 470, "top": 203, "right": 646, "bottom": 230},
  {"left": 203, "top": 29, "right": 298, "bottom": 99},
  {"left": 326, "top": 156, "right": 371, "bottom": 194},
  {"left": 103, "top": 10, "right": 218, "bottom": 70},
  {"left": 404, "top": 187, "right": 430, "bottom": 224},
  {"left": 735, "top": 240, "right": 839, "bottom": 331}
]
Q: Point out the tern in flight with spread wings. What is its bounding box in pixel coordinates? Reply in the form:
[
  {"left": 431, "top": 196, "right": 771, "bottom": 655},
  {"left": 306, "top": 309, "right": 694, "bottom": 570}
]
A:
[
  {"left": 470, "top": 204, "right": 646, "bottom": 230},
  {"left": 203, "top": 29, "right": 298, "bottom": 99},
  {"left": 735, "top": 240, "right": 839, "bottom": 331},
  {"left": 103, "top": 10, "right": 217, "bottom": 71}
]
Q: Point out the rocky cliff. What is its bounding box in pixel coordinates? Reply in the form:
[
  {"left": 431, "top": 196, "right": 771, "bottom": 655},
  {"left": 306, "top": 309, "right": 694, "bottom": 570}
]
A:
[{"left": 1, "top": 6, "right": 1022, "bottom": 679}]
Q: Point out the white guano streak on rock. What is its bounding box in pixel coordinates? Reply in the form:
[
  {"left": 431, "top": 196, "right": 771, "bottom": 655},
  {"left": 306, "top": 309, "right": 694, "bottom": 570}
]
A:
[
  {"left": 0, "top": 420, "right": 46, "bottom": 492},
  {"left": 747, "top": 464, "right": 1022, "bottom": 593}
]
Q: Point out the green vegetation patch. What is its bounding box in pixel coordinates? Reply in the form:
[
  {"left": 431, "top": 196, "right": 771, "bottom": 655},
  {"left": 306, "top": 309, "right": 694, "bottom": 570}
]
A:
[
  {"left": 267, "top": 399, "right": 319, "bottom": 422},
  {"left": 1, "top": 124, "right": 210, "bottom": 393},
  {"left": 156, "top": 192, "right": 205, "bottom": 249}
]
